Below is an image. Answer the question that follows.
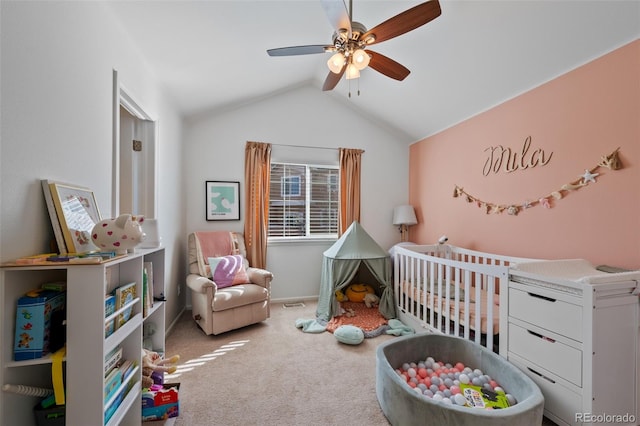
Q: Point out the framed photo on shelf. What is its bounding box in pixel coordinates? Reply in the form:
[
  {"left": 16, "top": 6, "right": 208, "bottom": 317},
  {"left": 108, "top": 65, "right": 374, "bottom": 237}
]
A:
[
  {"left": 206, "top": 181, "right": 240, "bottom": 221},
  {"left": 41, "top": 180, "right": 67, "bottom": 254},
  {"left": 49, "top": 182, "right": 102, "bottom": 253}
]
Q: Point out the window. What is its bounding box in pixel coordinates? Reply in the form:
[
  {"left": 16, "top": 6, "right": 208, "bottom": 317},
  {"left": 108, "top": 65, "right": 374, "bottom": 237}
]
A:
[
  {"left": 269, "top": 162, "right": 339, "bottom": 238},
  {"left": 281, "top": 175, "right": 301, "bottom": 197}
]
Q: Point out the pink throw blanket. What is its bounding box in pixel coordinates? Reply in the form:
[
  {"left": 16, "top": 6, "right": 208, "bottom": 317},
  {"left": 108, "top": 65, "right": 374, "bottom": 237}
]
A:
[{"left": 195, "top": 231, "right": 235, "bottom": 263}]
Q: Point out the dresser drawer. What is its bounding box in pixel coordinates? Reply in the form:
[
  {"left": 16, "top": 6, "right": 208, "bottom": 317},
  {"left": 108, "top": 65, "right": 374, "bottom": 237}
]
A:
[
  {"left": 509, "top": 353, "right": 582, "bottom": 425},
  {"left": 508, "top": 323, "right": 582, "bottom": 387},
  {"left": 508, "top": 286, "right": 582, "bottom": 341}
]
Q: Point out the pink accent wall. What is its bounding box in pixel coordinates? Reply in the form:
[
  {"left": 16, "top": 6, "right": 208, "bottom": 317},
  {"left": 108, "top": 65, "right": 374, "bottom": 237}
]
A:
[{"left": 409, "top": 40, "right": 639, "bottom": 269}]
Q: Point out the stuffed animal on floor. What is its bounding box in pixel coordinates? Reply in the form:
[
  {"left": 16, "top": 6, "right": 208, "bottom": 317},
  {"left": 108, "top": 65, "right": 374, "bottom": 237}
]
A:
[
  {"left": 363, "top": 293, "right": 380, "bottom": 308},
  {"left": 141, "top": 348, "right": 181, "bottom": 389},
  {"left": 335, "top": 289, "right": 349, "bottom": 302},
  {"left": 345, "top": 283, "right": 375, "bottom": 302},
  {"left": 338, "top": 306, "right": 356, "bottom": 317}
]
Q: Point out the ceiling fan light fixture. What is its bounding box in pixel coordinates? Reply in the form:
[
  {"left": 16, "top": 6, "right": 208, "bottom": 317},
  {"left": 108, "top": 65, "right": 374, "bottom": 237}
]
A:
[
  {"left": 352, "top": 48, "right": 370, "bottom": 70},
  {"left": 345, "top": 63, "right": 360, "bottom": 80},
  {"left": 327, "top": 52, "right": 346, "bottom": 74}
]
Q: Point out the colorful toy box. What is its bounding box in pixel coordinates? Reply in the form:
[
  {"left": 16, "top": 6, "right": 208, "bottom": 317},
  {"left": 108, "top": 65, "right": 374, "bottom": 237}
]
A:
[
  {"left": 13, "top": 288, "right": 66, "bottom": 361},
  {"left": 141, "top": 383, "right": 180, "bottom": 421}
]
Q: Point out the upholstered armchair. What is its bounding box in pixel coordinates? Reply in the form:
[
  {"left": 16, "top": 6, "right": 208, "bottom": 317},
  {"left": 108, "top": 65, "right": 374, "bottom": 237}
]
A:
[{"left": 186, "top": 231, "right": 273, "bottom": 335}]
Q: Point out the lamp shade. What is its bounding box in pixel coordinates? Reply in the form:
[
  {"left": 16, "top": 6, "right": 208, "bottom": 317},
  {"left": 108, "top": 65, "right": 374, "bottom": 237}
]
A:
[
  {"left": 345, "top": 63, "right": 360, "bottom": 80},
  {"left": 392, "top": 205, "right": 418, "bottom": 226},
  {"left": 352, "top": 49, "right": 370, "bottom": 70},
  {"left": 327, "top": 52, "right": 346, "bottom": 74}
]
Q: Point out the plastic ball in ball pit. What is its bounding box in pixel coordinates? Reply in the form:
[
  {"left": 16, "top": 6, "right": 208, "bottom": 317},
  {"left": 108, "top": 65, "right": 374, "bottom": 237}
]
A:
[{"left": 396, "top": 359, "right": 514, "bottom": 409}]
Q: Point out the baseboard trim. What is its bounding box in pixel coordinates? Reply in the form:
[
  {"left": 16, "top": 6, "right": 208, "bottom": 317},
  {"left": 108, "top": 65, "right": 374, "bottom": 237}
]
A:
[
  {"left": 271, "top": 296, "right": 318, "bottom": 304},
  {"left": 165, "top": 306, "right": 186, "bottom": 337}
]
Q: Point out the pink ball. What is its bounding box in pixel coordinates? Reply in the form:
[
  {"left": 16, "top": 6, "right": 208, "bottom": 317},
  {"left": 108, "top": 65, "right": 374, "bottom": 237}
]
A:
[
  {"left": 418, "top": 368, "right": 428, "bottom": 379},
  {"left": 455, "top": 362, "right": 465, "bottom": 371},
  {"left": 450, "top": 385, "right": 461, "bottom": 395}
]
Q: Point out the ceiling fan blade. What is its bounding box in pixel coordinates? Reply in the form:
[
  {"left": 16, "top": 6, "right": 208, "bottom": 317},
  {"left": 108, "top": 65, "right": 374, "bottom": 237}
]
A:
[
  {"left": 367, "top": 50, "right": 410, "bottom": 81},
  {"left": 322, "top": 68, "right": 346, "bottom": 91},
  {"left": 267, "top": 45, "right": 329, "bottom": 56},
  {"left": 320, "top": 0, "right": 352, "bottom": 37},
  {"left": 361, "top": 0, "right": 441, "bottom": 45}
]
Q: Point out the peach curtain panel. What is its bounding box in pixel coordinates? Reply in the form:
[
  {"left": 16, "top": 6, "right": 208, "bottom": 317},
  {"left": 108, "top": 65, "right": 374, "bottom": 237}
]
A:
[
  {"left": 338, "top": 148, "right": 364, "bottom": 235},
  {"left": 244, "top": 141, "right": 272, "bottom": 269}
]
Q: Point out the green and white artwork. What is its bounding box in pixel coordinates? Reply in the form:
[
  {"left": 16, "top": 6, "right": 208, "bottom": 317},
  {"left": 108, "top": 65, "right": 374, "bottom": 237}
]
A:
[{"left": 206, "top": 181, "right": 240, "bottom": 220}]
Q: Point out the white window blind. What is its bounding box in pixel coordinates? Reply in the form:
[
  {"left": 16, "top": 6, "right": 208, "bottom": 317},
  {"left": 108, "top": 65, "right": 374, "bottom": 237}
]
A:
[{"left": 269, "top": 162, "right": 339, "bottom": 238}]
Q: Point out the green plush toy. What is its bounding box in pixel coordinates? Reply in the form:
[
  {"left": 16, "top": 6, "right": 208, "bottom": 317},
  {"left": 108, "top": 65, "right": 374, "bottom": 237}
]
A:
[{"left": 334, "top": 325, "right": 364, "bottom": 345}]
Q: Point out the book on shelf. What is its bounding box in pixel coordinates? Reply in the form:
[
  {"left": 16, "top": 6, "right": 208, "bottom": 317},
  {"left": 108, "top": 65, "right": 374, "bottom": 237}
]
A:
[
  {"left": 117, "top": 359, "right": 136, "bottom": 381},
  {"left": 105, "top": 294, "right": 116, "bottom": 337},
  {"left": 41, "top": 281, "right": 67, "bottom": 292},
  {"left": 104, "top": 366, "right": 123, "bottom": 403},
  {"left": 114, "top": 282, "right": 136, "bottom": 328},
  {"left": 143, "top": 262, "right": 154, "bottom": 317},
  {"left": 142, "top": 267, "right": 148, "bottom": 318},
  {"left": 104, "top": 358, "right": 138, "bottom": 415},
  {"left": 104, "top": 346, "right": 123, "bottom": 377},
  {"left": 104, "top": 358, "right": 137, "bottom": 422}
]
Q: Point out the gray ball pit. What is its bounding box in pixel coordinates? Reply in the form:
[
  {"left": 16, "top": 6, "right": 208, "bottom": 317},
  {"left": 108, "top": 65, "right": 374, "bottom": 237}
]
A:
[{"left": 376, "top": 333, "right": 544, "bottom": 426}]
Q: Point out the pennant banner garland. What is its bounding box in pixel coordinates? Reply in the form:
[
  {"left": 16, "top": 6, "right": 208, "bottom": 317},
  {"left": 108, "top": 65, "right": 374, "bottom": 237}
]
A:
[{"left": 453, "top": 148, "right": 622, "bottom": 216}]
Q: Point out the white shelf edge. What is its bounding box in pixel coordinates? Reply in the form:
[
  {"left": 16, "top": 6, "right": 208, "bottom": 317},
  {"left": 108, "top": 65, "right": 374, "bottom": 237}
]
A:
[
  {"left": 105, "top": 313, "right": 143, "bottom": 354},
  {"left": 105, "top": 380, "right": 141, "bottom": 426}
]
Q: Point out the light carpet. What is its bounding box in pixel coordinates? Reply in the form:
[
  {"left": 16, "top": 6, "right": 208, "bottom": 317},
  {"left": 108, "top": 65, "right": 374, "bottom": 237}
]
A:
[
  {"left": 164, "top": 300, "right": 395, "bottom": 426},
  {"left": 164, "top": 300, "right": 558, "bottom": 426}
]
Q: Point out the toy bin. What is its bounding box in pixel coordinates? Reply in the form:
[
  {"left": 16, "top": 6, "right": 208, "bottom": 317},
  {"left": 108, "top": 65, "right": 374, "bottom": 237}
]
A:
[
  {"left": 142, "top": 383, "right": 180, "bottom": 421},
  {"left": 13, "top": 288, "right": 66, "bottom": 361},
  {"left": 33, "top": 402, "right": 65, "bottom": 426},
  {"left": 376, "top": 333, "right": 544, "bottom": 426}
]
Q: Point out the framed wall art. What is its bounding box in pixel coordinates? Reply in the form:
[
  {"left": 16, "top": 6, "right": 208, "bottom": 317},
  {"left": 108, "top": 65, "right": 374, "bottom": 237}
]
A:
[
  {"left": 49, "top": 182, "right": 102, "bottom": 253},
  {"left": 206, "top": 181, "right": 240, "bottom": 221}
]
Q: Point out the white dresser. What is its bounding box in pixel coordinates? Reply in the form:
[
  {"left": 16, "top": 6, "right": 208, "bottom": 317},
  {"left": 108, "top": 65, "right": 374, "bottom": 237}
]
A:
[{"left": 505, "top": 260, "right": 640, "bottom": 426}]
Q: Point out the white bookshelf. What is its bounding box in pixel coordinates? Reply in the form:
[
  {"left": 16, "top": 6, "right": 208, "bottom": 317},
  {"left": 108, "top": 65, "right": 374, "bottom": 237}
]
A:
[{"left": 0, "top": 248, "right": 165, "bottom": 425}]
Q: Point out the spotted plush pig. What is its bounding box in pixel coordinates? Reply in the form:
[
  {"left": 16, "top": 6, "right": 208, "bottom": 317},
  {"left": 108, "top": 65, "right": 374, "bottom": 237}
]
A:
[{"left": 91, "top": 214, "right": 145, "bottom": 254}]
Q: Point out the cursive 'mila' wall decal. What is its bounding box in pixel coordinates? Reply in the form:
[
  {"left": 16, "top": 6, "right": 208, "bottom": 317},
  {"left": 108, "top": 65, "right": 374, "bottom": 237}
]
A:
[{"left": 483, "top": 136, "right": 553, "bottom": 176}]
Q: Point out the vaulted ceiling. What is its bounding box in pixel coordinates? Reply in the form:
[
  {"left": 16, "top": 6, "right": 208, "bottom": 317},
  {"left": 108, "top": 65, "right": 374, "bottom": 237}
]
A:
[{"left": 106, "top": 0, "right": 639, "bottom": 143}]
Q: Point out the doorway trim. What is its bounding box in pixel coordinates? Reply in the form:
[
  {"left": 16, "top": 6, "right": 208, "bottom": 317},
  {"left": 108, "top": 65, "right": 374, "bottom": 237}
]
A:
[{"left": 112, "top": 69, "right": 158, "bottom": 219}]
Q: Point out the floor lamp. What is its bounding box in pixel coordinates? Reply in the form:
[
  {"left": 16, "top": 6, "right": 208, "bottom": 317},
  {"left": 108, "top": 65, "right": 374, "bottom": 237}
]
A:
[{"left": 393, "top": 205, "right": 418, "bottom": 242}]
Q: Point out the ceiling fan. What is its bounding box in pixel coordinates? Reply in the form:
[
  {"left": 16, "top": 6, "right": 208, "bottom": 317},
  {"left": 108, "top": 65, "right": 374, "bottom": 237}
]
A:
[{"left": 267, "top": 0, "right": 441, "bottom": 91}]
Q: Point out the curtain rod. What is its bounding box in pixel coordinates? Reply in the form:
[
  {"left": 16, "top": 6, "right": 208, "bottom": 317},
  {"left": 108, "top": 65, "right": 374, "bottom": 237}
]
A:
[{"left": 269, "top": 143, "right": 364, "bottom": 153}]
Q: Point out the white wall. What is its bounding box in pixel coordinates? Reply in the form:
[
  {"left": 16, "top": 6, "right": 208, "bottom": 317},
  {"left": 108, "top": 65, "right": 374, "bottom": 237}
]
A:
[
  {"left": 0, "top": 2, "right": 411, "bottom": 311},
  {"left": 184, "top": 85, "right": 410, "bottom": 301},
  {"left": 0, "top": 2, "right": 185, "bottom": 325}
]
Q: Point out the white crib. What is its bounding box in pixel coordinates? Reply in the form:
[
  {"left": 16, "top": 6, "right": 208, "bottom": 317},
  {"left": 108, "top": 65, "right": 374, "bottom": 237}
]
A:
[{"left": 393, "top": 244, "right": 535, "bottom": 354}]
